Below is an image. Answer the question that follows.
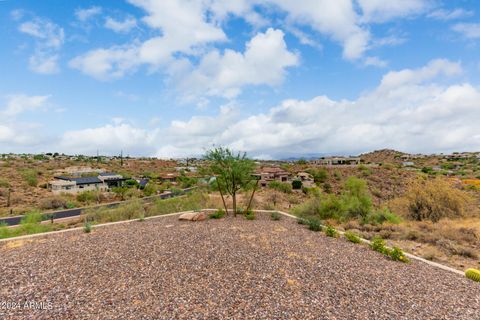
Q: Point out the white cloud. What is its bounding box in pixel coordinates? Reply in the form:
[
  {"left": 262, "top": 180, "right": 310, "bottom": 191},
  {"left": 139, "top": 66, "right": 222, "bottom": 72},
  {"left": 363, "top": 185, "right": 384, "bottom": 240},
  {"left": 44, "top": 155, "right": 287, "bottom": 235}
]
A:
[
  {"left": 18, "top": 17, "right": 64, "bottom": 74},
  {"left": 452, "top": 23, "right": 480, "bottom": 39},
  {"left": 357, "top": 0, "right": 432, "bottom": 23},
  {"left": 176, "top": 28, "right": 299, "bottom": 98},
  {"left": 0, "top": 95, "right": 52, "bottom": 148},
  {"left": 105, "top": 16, "right": 137, "bottom": 33},
  {"left": 364, "top": 56, "right": 387, "bottom": 67},
  {"left": 54, "top": 59, "right": 480, "bottom": 158},
  {"left": 427, "top": 8, "right": 474, "bottom": 21},
  {"left": 1, "top": 94, "right": 50, "bottom": 117},
  {"left": 75, "top": 6, "right": 102, "bottom": 21},
  {"left": 69, "top": 45, "right": 139, "bottom": 80}
]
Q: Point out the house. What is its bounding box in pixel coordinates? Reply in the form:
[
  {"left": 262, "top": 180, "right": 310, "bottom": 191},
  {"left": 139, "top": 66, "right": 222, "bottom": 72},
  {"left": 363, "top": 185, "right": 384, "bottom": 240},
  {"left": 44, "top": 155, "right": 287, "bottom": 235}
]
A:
[
  {"left": 160, "top": 173, "right": 178, "bottom": 183},
  {"left": 402, "top": 161, "right": 415, "bottom": 167},
  {"left": 254, "top": 167, "right": 291, "bottom": 187},
  {"left": 48, "top": 173, "right": 125, "bottom": 194},
  {"left": 312, "top": 157, "right": 362, "bottom": 166}
]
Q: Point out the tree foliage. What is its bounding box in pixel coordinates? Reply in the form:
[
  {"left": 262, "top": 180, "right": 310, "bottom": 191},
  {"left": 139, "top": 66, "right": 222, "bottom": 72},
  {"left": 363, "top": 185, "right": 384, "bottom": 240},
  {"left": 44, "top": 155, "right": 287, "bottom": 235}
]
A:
[{"left": 204, "top": 147, "right": 256, "bottom": 216}]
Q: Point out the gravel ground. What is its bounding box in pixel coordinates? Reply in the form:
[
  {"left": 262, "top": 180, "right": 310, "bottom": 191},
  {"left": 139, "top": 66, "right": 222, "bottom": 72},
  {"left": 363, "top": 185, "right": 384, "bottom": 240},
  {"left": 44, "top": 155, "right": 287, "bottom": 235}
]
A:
[{"left": 1, "top": 213, "right": 479, "bottom": 319}]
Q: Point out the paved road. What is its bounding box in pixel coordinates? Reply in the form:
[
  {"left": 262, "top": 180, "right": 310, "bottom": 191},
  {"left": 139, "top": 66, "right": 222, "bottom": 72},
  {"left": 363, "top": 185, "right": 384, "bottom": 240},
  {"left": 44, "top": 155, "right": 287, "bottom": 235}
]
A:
[{"left": 0, "top": 188, "right": 195, "bottom": 227}]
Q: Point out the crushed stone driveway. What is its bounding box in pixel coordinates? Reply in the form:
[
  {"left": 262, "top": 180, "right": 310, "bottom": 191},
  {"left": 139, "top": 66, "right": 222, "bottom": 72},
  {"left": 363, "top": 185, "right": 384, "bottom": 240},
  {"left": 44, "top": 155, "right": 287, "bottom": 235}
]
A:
[{"left": 1, "top": 213, "right": 479, "bottom": 319}]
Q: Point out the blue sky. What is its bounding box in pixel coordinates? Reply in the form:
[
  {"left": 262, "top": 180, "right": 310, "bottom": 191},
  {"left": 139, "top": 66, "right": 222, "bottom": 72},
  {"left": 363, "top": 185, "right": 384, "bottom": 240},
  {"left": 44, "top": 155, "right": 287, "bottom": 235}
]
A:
[{"left": 1, "top": 0, "right": 480, "bottom": 158}]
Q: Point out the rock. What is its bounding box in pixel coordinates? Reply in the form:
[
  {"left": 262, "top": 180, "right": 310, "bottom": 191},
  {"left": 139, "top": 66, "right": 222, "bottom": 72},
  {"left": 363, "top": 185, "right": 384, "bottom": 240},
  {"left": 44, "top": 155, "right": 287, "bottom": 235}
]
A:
[
  {"left": 192, "top": 212, "right": 207, "bottom": 221},
  {"left": 178, "top": 212, "right": 207, "bottom": 221}
]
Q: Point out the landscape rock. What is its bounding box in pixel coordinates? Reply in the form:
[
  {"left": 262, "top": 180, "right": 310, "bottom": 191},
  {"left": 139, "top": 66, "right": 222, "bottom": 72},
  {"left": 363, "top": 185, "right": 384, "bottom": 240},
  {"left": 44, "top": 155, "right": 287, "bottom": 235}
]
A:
[{"left": 179, "top": 212, "right": 207, "bottom": 221}]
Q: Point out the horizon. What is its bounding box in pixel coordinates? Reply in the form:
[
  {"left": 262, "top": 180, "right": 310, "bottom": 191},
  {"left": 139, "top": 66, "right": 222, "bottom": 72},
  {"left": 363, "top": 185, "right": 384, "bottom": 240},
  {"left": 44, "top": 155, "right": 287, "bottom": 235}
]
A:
[{"left": 1, "top": 1, "right": 480, "bottom": 158}]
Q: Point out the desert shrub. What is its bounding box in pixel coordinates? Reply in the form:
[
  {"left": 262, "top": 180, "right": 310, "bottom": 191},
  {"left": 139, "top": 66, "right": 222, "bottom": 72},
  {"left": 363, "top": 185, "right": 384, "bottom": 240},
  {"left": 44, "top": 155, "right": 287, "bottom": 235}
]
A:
[
  {"left": 333, "top": 170, "right": 342, "bottom": 181},
  {"left": 85, "top": 200, "right": 145, "bottom": 223},
  {"left": 388, "top": 246, "right": 409, "bottom": 263},
  {"left": 364, "top": 208, "right": 402, "bottom": 225},
  {"left": 177, "top": 175, "right": 198, "bottom": 188},
  {"left": 143, "top": 183, "right": 157, "bottom": 196},
  {"left": 404, "top": 177, "right": 472, "bottom": 222},
  {"left": 307, "top": 218, "right": 322, "bottom": 231},
  {"left": 325, "top": 225, "right": 339, "bottom": 238},
  {"left": 268, "top": 181, "right": 292, "bottom": 194},
  {"left": 40, "top": 197, "right": 67, "bottom": 210},
  {"left": 292, "top": 180, "right": 302, "bottom": 189},
  {"left": 341, "top": 177, "right": 372, "bottom": 219},
  {"left": 76, "top": 190, "right": 102, "bottom": 203},
  {"left": 138, "top": 213, "right": 145, "bottom": 222},
  {"left": 21, "top": 169, "right": 38, "bottom": 187},
  {"left": 124, "top": 179, "right": 139, "bottom": 187},
  {"left": 66, "top": 202, "right": 76, "bottom": 209},
  {"left": 209, "top": 209, "right": 225, "bottom": 219},
  {"left": 344, "top": 230, "right": 361, "bottom": 243},
  {"left": 21, "top": 211, "right": 44, "bottom": 224},
  {"left": 147, "top": 191, "right": 208, "bottom": 216},
  {"left": 465, "top": 269, "right": 480, "bottom": 282},
  {"left": 244, "top": 210, "right": 255, "bottom": 220},
  {"left": 307, "top": 168, "right": 328, "bottom": 184},
  {"left": 323, "top": 182, "right": 332, "bottom": 193},
  {"left": 271, "top": 212, "right": 281, "bottom": 221},
  {"left": 124, "top": 187, "right": 143, "bottom": 199},
  {"left": 358, "top": 164, "right": 372, "bottom": 176},
  {"left": 297, "top": 217, "right": 308, "bottom": 225},
  {"left": 83, "top": 221, "right": 92, "bottom": 233},
  {"left": 370, "top": 237, "right": 388, "bottom": 254}
]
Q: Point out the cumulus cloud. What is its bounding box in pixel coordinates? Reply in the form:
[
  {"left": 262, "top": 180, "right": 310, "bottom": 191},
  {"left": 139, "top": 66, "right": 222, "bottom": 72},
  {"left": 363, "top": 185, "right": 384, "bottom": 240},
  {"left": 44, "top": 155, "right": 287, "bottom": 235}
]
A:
[
  {"left": 54, "top": 59, "right": 480, "bottom": 158},
  {"left": 176, "top": 28, "right": 299, "bottom": 98},
  {"left": 75, "top": 6, "right": 102, "bottom": 21},
  {"left": 105, "top": 16, "right": 137, "bottom": 33},
  {"left": 1, "top": 94, "right": 50, "bottom": 117},
  {"left": 18, "top": 17, "right": 64, "bottom": 74},
  {"left": 452, "top": 23, "right": 480, "bottom": 39}
]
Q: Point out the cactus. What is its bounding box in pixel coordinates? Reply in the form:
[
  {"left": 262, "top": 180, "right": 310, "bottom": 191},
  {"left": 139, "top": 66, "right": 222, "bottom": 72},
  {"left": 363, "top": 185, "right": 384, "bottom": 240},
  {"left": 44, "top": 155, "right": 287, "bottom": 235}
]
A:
[{"left": 465, "top": 268, "right": 480, "bottom": 282}]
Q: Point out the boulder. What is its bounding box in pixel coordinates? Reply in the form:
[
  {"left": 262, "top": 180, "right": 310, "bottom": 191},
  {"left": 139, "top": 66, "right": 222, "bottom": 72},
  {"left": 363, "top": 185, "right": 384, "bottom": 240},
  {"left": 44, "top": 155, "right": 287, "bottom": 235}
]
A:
[{"left": 178, "top": 212, "right": 207, "bottom": 221}]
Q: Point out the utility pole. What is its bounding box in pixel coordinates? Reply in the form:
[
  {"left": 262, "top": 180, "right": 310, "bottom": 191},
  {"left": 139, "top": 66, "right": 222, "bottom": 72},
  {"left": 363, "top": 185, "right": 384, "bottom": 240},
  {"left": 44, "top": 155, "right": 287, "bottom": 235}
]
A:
[
  {"left": 6, "top": 188, "right": 11, "bottom": 208},
  {"left": 120, "top": 150, "right": 123, "bottom": 167}
]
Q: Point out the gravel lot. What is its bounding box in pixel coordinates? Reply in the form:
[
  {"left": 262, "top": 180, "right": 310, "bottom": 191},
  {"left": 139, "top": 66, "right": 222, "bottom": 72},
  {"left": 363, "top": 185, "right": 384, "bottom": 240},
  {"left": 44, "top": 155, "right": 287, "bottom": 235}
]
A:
[{"left": 1, "top": 212, "right": 479, "bottom": 319}]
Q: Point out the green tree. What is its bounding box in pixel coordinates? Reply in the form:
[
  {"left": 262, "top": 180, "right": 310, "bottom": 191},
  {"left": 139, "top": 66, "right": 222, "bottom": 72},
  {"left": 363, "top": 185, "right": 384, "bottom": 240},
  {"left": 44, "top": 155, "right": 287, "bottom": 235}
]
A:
[{"left": 204, "top": 147, "right": 256, "bottom": 216}]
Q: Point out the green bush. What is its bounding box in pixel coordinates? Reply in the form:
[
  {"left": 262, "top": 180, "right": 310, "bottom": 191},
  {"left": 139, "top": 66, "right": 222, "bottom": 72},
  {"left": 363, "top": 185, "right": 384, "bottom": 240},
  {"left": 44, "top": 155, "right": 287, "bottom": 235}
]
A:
[
  {"left": 465, "top": 268, "right": 480, "bottom": 282},
  {"left": 209, "top": 209, "right": 225, "bottom": 219},
  {"left": 297, "top": 217, "right": 308, "bottom": 225},
  {"left": 364, "top": 208, "right": 402, "bottom": 225},
  {"left": 323, "top": 182, "right": 332, "bottom": 193},
  {"left": 83, "top": 221, "right": 92, "bottom": 233},
  {"left": 271, "top": 212, "right": 281, "bottom": 221},
  {"left": 389, "top": 246, "right": 409, "bottom": 263},
  {"left": 325, "top": 225, "right": 339, "bottom": 238},
  {"left": 342, "top": 177, "right": 372, "bottom": 219},
  {"left": 307, "top": 218, "right": 322, "bottom": 232},
  {"left": 268, "top": 181, "right": 292, "bottom": 193},
  {"left": 244, "top": 210, "right": 255, "bottom": 220},
  {"left": 370, "top": 237, "right": 388, "bottom": 254},
  {"left": 291, "top": 180, "right": 302, "bottom": 189},
  {"left": 344, "top": 231, "right": 361, "bottom": 243},
  {"left": 21, "top": 211, "right": 44, "bottom": 224},
  {"left": 143, "top": 183, "right": 157, "bottom": 196},
  {"left": 307, "top": 168, "right": 328, "bottom": 184}
]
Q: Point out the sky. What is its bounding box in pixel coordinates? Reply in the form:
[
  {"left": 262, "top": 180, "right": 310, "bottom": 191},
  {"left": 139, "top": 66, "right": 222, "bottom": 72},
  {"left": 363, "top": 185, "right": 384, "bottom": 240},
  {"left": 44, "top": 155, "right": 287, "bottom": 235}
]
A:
[{"left": 0, "top": 0, "right": 480, "bottom": 159}]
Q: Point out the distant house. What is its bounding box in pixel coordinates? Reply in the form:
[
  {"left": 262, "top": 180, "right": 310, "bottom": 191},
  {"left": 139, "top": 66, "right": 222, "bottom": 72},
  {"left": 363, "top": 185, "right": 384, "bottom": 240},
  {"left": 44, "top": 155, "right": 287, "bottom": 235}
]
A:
[
  {"left": 254, "top": 167, "right": 291, "bottom": 187},
  {"left": 312, "top": 157, "right": 362, "bottom": 166},
  {"left": 160, "top": 173, "right": 178, "bottom": 183},
  {"left": 402, "top": 161, "right": 415, "bottom": 167},
  {"left": 49, "top": 173, "right": 125, "bottom": 194}
]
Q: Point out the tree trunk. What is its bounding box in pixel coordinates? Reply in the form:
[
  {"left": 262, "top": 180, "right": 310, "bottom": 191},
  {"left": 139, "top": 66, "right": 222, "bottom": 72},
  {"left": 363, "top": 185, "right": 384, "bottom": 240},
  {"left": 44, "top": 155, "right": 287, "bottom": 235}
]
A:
[
  {"left": 232, "top": 192, "right": 237, "bottom": 217},
  {"left": 245, "top": 179, "right": 259, "bottom": 213},
  {"left": 218, "top": 179, "right": 229, "bottom": 216}
]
